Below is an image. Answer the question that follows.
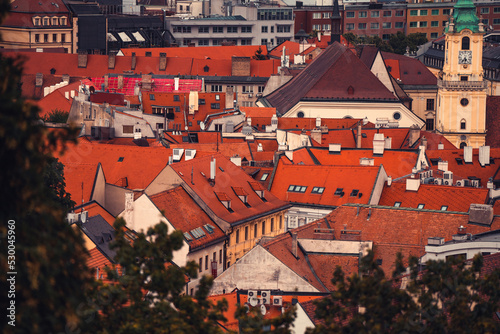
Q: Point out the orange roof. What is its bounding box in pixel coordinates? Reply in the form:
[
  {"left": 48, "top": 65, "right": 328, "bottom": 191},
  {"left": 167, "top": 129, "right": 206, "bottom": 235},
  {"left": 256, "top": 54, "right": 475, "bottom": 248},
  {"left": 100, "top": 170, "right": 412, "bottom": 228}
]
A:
[
  {"left": 241, "top": 106, "right": 277, "bottom": 118},
  {"left": 384, "top": 59, "right": 401, "bottom": 80},
  {"left": 37, "top": 81, "right": 81, "bottom": 118},
  {"left": 378, "top": 182, "right": 489, "bottom": 212},
  {"left": 269, "top": 157, "right": 381, "bottom": 207},
  {"left": 170, "top": 153, "right": 290, "bottom": 225},
  {"left": 426, "top": 148, "right": 500, "bottom": 186},
  {"left": 168, "top": 142, "right": 252, "bottom": 163},
  {"left": 289, "top": 147, "right": 419, "bottom": 179},
  {"left": 149, "top": 187, "right": 226, "bottom": 250},
  {"left": 121, "top": 45, "right": 268, "bottom": 59},
  {"left": 268, "top": 41, "right": 302, "bottom": 59},
  {"left": 324, "top": 205, "right": 500, "bottom": 276},
  {"left": 63, "top": 162, "right": 100, "bottom": 205},
  {"left": 278, "top": 118, "right": 362, "bottom": 131}
]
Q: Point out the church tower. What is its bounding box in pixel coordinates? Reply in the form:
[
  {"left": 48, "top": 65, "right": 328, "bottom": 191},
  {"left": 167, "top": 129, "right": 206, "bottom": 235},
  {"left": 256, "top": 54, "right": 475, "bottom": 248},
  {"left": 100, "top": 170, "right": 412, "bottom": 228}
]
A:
[
  {"left": 329, "top": 0, "right": 342, "bottom": 44},
  {"left": 436, "top": 0, "right": 486, "bottom": 148}
]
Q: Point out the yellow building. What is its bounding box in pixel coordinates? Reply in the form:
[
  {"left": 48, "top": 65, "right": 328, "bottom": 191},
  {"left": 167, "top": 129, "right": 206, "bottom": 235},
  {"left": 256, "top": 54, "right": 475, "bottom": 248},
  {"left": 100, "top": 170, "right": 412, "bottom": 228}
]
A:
[
  {"left": 436, "top": 0, "right": 487, "bottom": 148},
  {"left": 0, "top": 0, "right": 74, "bottom": 53}
]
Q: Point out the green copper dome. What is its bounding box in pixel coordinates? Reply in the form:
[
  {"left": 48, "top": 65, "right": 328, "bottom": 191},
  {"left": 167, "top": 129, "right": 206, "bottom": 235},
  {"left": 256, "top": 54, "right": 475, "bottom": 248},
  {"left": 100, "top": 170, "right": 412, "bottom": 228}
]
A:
[{"left": 445, "top": 0, "right": 480, "bottom": 33}]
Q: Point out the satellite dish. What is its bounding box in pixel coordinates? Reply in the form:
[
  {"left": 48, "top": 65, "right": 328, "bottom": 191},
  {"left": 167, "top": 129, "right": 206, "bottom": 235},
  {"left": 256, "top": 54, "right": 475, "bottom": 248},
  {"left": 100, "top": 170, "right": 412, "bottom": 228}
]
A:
[
  {"left": 249, "top": 297, "right": 258, "bottom": 307},
  {"left": 260, "top": 304, "right": 267, "bottom": 316},
  {"left": 200, "top": 122, "right": 205, "bottom": 131},
  {"left": 185, "top": 126, "right": 188, "bottom": 131}
]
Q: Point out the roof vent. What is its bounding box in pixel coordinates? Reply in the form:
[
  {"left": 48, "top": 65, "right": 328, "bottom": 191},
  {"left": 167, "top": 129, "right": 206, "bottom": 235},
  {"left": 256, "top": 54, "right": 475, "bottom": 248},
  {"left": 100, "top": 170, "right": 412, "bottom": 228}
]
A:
[
  {"left": 360, "top": 157, "right": 374, "bottom": 166},
  {"left": 172, "top": 148, "right": 185, "bottom": 162},
  {"left": 329, "top": 143, "right": 341, "bottom": 154},
  {"left": 185, "top": 149, "right": 196, "bottom": 161},
  {"left": 373, "top": 133, "right": 385, "bottom": 155},
  {"left": 427, "top": 237, "right": 445, "bottom": 246},
  {"left": 469, "top": 204, "right": 493, "bottom": 226},
  {"left": 210, "top": 158, "right": 216, "bottom": 182}
]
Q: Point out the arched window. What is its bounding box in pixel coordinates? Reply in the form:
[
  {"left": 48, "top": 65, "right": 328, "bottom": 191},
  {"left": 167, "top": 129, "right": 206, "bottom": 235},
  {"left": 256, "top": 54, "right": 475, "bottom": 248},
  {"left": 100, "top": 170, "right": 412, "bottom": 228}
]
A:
[
  {"left": 460, "top": 142, "right": 467, "bottom": 149},
  {"left": 462, "top": 36, "right": 470, "bottom": 50},
  {"left": 460, "top": 119, "right": 466, "bottom": 130},
  {"left": 297, "top": 111, "right": 304, "bottom": 118},
  {"left": 347, "top": 85, "right": 355, "bottom": 95}
]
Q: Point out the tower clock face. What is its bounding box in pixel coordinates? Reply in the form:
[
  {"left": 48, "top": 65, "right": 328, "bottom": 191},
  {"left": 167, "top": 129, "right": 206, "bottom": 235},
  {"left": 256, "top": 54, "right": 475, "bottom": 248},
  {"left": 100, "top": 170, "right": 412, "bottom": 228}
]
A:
[{"left": 459, "top": 51, "right": 472, "bottom": 64}]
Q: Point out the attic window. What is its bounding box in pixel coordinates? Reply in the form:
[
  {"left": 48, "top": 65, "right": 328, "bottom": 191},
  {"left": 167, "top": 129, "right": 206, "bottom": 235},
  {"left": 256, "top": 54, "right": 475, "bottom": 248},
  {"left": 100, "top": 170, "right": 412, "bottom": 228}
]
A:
[
  {"left": 233, "top": 187, "right": 250, "bottom": 207},
  {"left": 387, "top": 66, "right": 392, "bottom": 72},
  {"left": 288, "top": 185, "right": 307, "bottom": 193},
  {"left": 394, "top": 202, "right": 401, "bottom": 207},
  {"left": 490, "top": 158, "right": 495, "bottom": 164},
  {"left": 455, "top": 158, "right": 463, "bottom": 165},
  {"left": 403, "top": 71, "right": 408, "bottom": 75},
  {"left": 417, "top": 203, "right": 425, "bottom": 209},
  {"left": 174, "top": 95, "right": 180, "bottom": 101},
  {"left": 145, "top": 51, "right": 152, "bottom": 57},
  {"left": 260, "top": 173, "right": 269, "bottom": 181},
  {"left": 430, "top": 158, "right": 440, "bottom": 166},
  {"left": 311, "top": 187, "right": 325, "bottom": 194},
  {"left": 204, "top": 224, "right": 215, "bottom": 234},
  {"left": 118, "top": 157, "right": 124, "bottom": 162},
  {"left": 204, "top": 65, "right": 209, "bottom": 72},
  {"left": 183, "top": 232, "right": 193, "bottom": 241},
  {"left": 216, "top": 192, "right": 233, "bottom": 212},
  {"left": 190, "top": 227, "right": 206, "bottom": 239},
  {"left": 334, "top": 188, "right": 344, "bottom": 196},
  {"left": 362, "top": 133, "right": 367, "bottom": 138},
  {"left": 150, "top": 94, "right": 155, "bottom": 100},
  {"left": 350, "top": 189, "right": 359, "bottom": 197},
  {"left": 347, "top": 85, "right": 355, "bottom": 95},
  {"left": 440, "top": 206, "right": 448, "bottom": 211}
]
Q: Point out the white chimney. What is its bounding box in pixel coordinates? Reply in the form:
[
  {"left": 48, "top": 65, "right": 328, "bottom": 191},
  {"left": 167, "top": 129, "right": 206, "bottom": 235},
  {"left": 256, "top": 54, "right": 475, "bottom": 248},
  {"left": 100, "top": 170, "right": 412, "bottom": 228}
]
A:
[
  {"left": 438, "top": 142, "right": 444, "bottom": 150},
  {"left": 44, "top": 86, "right": 50, "bottom": 97},
  {"left": 124, "top": 191, "right": 134, "bottom": 229},
  {"left": 174, "top": 77, "right": 180, "bottom": 91},
  {"left": 406, "top": 178, "right": 421, "bottom": 191},
  {"left": 210, "top": 158, "right": 216, "bottom": 181},
  {"left": 384, "top": 137, "right": 392, "bottom": 149},
  {"left": 464, "top": 146, "right": 473, "bottom": 163},
  {"left": 373, "top": 133, "right": 385, "bottom": 155},
  {"left": 247, "top": 117, "right": 252, "bottom": 126},
  {"left": 360, "top": 158, "right": 374, "bottom": 166},
  {"left": 387, "top": 176, "right": 392, "bottom": 186},
  {"left": 230, "top": 155, "right": 242, "bottom": 166},
  {"left": 329, "top": 143, "right": 341, "bottom": 153},
  {"left": 438, "top": 161, "right": 448, "bottom": 172},
  {"left": 257, "top": 143, "right": 263, "bottom": 152},
  {"left": 70, "top": 90, "right": 75, "bottom": 98},
  {"left": 65, "top": 91, "right": 70, "bottom": 99},
  {"left": 316, "top": 117, "right": 321, "bottom": 128},
  {"left": 479, "top": 145, "right": 490, "bottom": 166}
]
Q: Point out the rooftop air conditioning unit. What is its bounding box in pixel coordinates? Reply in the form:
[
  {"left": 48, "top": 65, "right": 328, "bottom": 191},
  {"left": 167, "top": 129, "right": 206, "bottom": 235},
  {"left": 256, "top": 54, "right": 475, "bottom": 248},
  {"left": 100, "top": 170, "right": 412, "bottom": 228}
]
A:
[
  {"left": 435, "top": 178, "right": 443, "bottom": 185},
  {"left": 272, "top": 296, "right": 283, "bottom": 306},
  {"left": 456, "top": 180, "right": 465, "bottom": 187},
  {"left": 443, "top": 180, "right": 451, "bottom": 186}
]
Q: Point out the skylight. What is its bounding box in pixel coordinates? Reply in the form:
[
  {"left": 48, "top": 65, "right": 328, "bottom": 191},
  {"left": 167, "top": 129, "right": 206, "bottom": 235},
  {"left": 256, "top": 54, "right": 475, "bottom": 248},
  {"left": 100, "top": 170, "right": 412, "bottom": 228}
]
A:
[
  {"left": 260, "top": 173, "right": 269, "bottom": 181},
  {"left": 350, "top": 189, "right": 359, "bottom": 197},
  {"left": 311, "top": 187, "right": 325, "bottom": 194},
  {"left": 204, "top": 224, "right": 215, "bottom": 234},
  {"left": 184, "top": 232, "right": 193, "bottom": 241},
  {"left": 288, "top": 185, "right": 307, "bottom": 193},
  {"left": 118, "top": 157, "right": 124, "bottom": 162},
  {"left": 417, "top": 204, "right": 425, "bottom": 209},
  {"left": 394, "top": 202, "right": 401, "bottom": 207},
  {"left": 455, "top": 158, "right": 463, "bottom": 165},
  {"left": 334, "top": 188, "right": 344, "bottom": 196},
  {"left": 190, "top": 227, "right": 206, "bottom": 239},
  {"left": 441, "top": 206, "right": 448, "bottom": 211}
]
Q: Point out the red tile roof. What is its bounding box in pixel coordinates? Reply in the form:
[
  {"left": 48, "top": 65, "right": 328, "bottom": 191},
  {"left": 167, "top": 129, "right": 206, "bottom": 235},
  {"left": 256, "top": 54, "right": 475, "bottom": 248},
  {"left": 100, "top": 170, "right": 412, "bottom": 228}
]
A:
[
  {"left": 149, "top": 187, "right": 226, "bottom": 251},
  {"left": 36, "top": 81, "right": 82, "bottom": 118},
  {"left": 241, "top": 106, "right": 276, "bottom": 118},
  {"left": 324, "top": 205, "right": 500, "bottom": 276},
  {"left": 168, "top": 142, "right": 252, "bottom": 162},
  {"left": 92, "top": 77, "right": 203, "bottom": 96},
  {"left": 381, "top": 52, "right": 438, "bottom": 86},
  {"left": 269, "top": 157, "right": 381, "bottom": 207},
  {"left": 63, "top": 162, "right": 100, "bottom": 205},
  {"left": 426, "top": 148, "right": 500, "bottom": 187},
  {"left": 121, "top": 45, "right": 268, "bottom": 59},
  {"left": 170, "top": 153, "right": 290, "bottom": 226},
  {"left": 265, "top": 42, "right": 399, "bottom": 115},
  {"left": 378, "top": 182, "right": 489, "bottom": 212}
]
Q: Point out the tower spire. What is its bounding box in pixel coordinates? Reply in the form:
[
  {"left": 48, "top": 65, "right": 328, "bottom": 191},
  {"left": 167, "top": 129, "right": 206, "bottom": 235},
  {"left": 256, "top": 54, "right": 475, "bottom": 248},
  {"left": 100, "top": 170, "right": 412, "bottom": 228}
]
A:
[
  {"left": 446, "top": 0, "right": 481, "bottom": 33},
  {"left": 329, "top": 0, "right": 342, "bottom": 44}
]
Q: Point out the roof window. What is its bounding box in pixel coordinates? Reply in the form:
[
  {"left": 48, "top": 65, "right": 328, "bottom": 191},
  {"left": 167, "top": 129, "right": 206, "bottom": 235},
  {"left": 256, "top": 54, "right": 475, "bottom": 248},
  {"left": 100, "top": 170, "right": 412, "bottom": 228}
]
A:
[
  {"left": 394, "top": 202, "right": 401, "bottom": 207},
  {"left": 204, "top": 224, "right": 215, "bottom": 234},
  {"left": 118, "top": 157, "right": 124, "bottom": 162},
  {"left": 441, "top": 206, "right": 448, "bottom": 211},
  {"left": 288, "top": 185, "right": 307, "bottom": 193},
  {"left": 184, "top": 232, "right": 193, "bottom": 241},
  {"left": 311, "top": 187, "right": 325, "bottom": 194},
  {"left": 455, "top": 158, "right": 463, "bottom": 165},
  {"left": 350, "top": 189, "right": 359, "bottom": 197},
  {"left": 190, "top": 227, "right": 206, "bottom": 239},
  {"left": 417, "top": 203, "right": 425, "bottom": 209},
  {"left": 334, "top": 188, "right": 344, "bottom": 196},
  {"left": 260, "top": 173, "right": 269, "bottom": 181}
]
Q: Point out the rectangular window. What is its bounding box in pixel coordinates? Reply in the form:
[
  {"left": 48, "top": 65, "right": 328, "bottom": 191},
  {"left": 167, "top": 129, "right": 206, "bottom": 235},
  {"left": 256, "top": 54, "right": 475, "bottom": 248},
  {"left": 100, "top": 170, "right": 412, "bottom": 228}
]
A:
[
  {"left": 211, "top": 85, "right": 222, "bottom": 92},
  {"left": 262, "top": 221, "right": 266, "bottom": 235},
  {"left": 43, "top": 18, "right": 49, "bottom": 25},
  {"left": 417, "top": 204, "right": 425, "bottom": 209},
  {"left": 431, "top": 9, "right": 439, "bottom": 15},
  {"left": 395, "top": 22, "right": 404, "bottom": 28},
  {"left": 481, "top": 8, "right": 490, "bottom": 14},
  {"left": 431, "top": 21, "right": 439, "bottom": 27},
  {"left": 271, "top": 26, "right": 274, "bottom": 33},
  {"left": 174, "top": 95, "right": 180, "bottom": 101},
  {"left": 213, "top": 26, "right": 223, "bottom": 33},
  {"left": 494, "top": 18, "right": 500, "bottom": 24},
  {"left": 60, "top": 17, "right": 66, "bottom": 25},
  {"left": 431, "top": 32, "right": 438, "bottom": 39},
  {"left": 277, "top": 25, "right": 291, "bottom": 33},
  {"left": 52, "top": 34, "right": 57, "bottom": 42},
  {"left": 359, "top": 11, "right": 367, "bottom": 18},
  {"left": 241, "top": 26, "right": 252, "bottom": 33},
  {"left": 227, "top": 26, "right": 238, "bottom": 33},
  {"left": 213, "top": 252, "right": 216, "bottom": 262},
  {"left": 198, "top": 27, "right": 209, "bottom": 33},
  {"left": 313, "top": 13, "right": 321, "bottom": 19},
  {"left": 52, "top": 17, "right": 58, "bottom": 25},
  {"left": 495, "top": 7, "right": 500, "bottom": 13},
  {"left": 261, "top": 39, "right": 268, "bottom": 45},
  {"left": 410, "top": 22, "right": 418, "bottom": 28},
  {"left": 426, "top": 118, "right": 434, "bottom": 131},
  {"left": 199, "top": 258, "right": 202, "bottom": 272},
  {"left": 383, "top": 10, "right": 391, "bottom": 17},
  {"left": 219, "top": 249, "right": 222, "bottom": 263},
  {"left": 346, "top": 11, "right": 355, "bottom": 18},
  {"left": 123, "top": 125, "right": 133, "bottom": 134},
  {"left": 420, "top": 21, "right": 428, "bottom": 27},
  {"left": 61, "top": 34, "right": 65, "bottom": 43},
  {"left": 245, "top": 226, "right": 248, "bottom": 240},
  {"left": 420, "top": 10, "right": 428, "bottom": 16},
  {"left": 44, "top": 34, "right": 49, "bottom": 42},
  {"left": 35, "top": 34, "right": 40, "bottom": 43},
  {"left": 254, "top": 224, "right": 257, "bottom": 238},
  {"left": 236, "top": 230, "right": 240, "bottom": 244},
  {"left": 346, "top": 23, "right": 355, "bottom": 31},
  {"left": 359, "top": 23, "right": 367, "bottom": 29},
  {"left": 323, "top": 12, "right": 331, "bottom": 19},
  {"left": 205, "top": 255, "right": 208, "bottom": 270},
  {"left": 426, "top": 99, "right": 435, "bottom": 110},
  {"left": 261, "top": 26, "right": 268, "bottom": 33},
  {"left": 279, "top": 216, "right": 282, "bottom": 230},
  {"left": 443, "top": 9, "right": 451, "bottom": 15},
  {"left": 410, "top": 10, "right": 418, "bottom": 16},
  {"left": 323, "top": 24, "right": 331, "bottom": 31},
  {"left": 271, "top": 218, "right": 274, "bottom": 231},
  {"left": 482, "top": 19, "right": 489, "bottom": 25},
  {"left": 311, "top": 187, "right": 325, "bottom": 194},
  {"left": 371, "top": 11, "right": 379, "bottom": 18},
  {"left": 211, "top": 103, "right": 220, "bottom": 109},
  {"left": 383, "top": 34, "right": 391, "bottom": 40},
  {"left": 394, "top": 202, "right": 401, "bottom": 207},
  {"left": 34, "top": 18, "right": 40, "bottom": 26},
  {"left": 198, "top": 39, "right": 209, "bottom": 46},
  {"left": 383, "top": 22, "right": 391, "bottom": 29},
  {"left": 371, "top": 22, "right": 379, "bottom": 29},
  {"left": 395, "top": 10, "right": 404, "bottom": 17}
]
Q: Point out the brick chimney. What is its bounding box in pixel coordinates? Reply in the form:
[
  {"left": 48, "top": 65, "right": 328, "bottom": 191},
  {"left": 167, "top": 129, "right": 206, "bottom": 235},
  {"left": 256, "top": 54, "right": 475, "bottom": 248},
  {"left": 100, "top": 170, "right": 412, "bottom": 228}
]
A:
[
  {"left": 118, "top": 75, "right": 124, "bottom": 89},
  {"left": 78, "top": 50, "right": 88, "bottom": 68},
  {"left": 356, "top": 121, "right": 362, "bottom": 148},
  {"left": 131, "top": 52, "right": 137, "bottom": 70},
  {"left": 159, "top": 52, "right": 167, "bottom": 71},
  {"left": 408, "top": 124, "right": 420, "bottom": 147},
  {"left": 108, "top": 51, "right": 116, "bottom": 69},
  {"left": 231, "top": 56, "right": 251, "bottom": 76},
  {"left": 35, "top": 73, "right": 43, "bottom": 87}
]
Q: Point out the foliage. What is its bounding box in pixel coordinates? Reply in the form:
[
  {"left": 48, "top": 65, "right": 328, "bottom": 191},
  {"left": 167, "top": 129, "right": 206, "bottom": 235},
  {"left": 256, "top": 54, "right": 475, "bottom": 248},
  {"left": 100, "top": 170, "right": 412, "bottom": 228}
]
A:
[
  {"left": 43, "top": 109, "right": 70, "bottom": 123},
  {"left": 308, "top": 251, "right": 500, "bottom": 334},
  {"left": 253, "top": 46, "right": 268, "bottom": 60},
  {"left": 343, "top": 32, "right": 428, "bottom": 55},
  {"left": 0, "top": 46, "right": 92, "bottom": 334},
  {"left": 43, "top": 157, "right": 75, "bottom": 213},
  {"left": 85, "top": 218, "right": 228, "bottom": 334},
  {"left": 236, "top": 302, "right": 296, "bottom": 333}
]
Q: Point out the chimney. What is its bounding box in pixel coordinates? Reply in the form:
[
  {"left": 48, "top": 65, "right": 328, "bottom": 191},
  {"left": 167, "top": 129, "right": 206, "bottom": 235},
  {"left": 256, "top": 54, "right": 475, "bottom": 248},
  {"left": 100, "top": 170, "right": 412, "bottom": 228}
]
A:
[
  {"left": 230, "top": 155, "right": 241, "bottom": 166},
  {"left": 174, "top": 77, "right": 180, "bottom": 91},
  {"left": 329, "top": 143, "right": 341, "bottom": 154},
  {"left": 457, "top": 225, "right": 466, "bottom": 235},
  {"left": 373, "top": 133, "right": 385, "bottom": 155},
  {"left": 142, "top": 74, "right": 152, "bottom": 91},
  {"left": 104, "top": 74, "right": 109, "bottom": 89},
  {"left": 118, "top": 75, "right": 124, "bottom": 89},
  {"left": 292, "top": 232, "right": 298, "bottom": 258},
  {"left": 315, "top": 117, "right": 321, "bottom": 128},
  {"left": 408, "top": 124, "right": 420, "bottom": 147},
  {"left": 78, "top": 50, "right": 88, "bottom": 68},
  {"left": 210, "top": 158, "right": 216, "bottom": 181},
  {"left": 65, "top": 91, "right": 69, "bottom": 99},
  {"left": 35, "top": 73, "right": 43, "bottom": 87},
  {"left": 231, "top": 56, "right": 251, "bottom": 77},
  {"left": 356, "top": 122, "right": 362, "bottom": 148},
  {"left": 479, "top": 145, "right": 490, "bottom": 166},
  {"left": 108, "top": 51, "right": 116, "bottom": 69},
  {"left": 406, "top": 178, "right": 420, "bottom": 191},
  {"left": 124, "top": 191, "right": 134, "bottom": 229},
  {"left": 131, "top": 52, "right": 136, "bottom": 70},
  {"left": 311, "top": 128, "right": 322, "bottom": 144},
  {"left": 247, "top": 117, "right": 252, "bottom": 126},
  {"left": 257, "top": 143, "right": 263, "bottom": 152},
  {"left": 469, "top": 204, "right": 493, "bottom": 226},
  {"left": 438, "top": 161, "right": 448, "bottom": 172},
  {"left": 384, "top": 137, "right": 392, "bottom": 149},
  {"left": 159, "top": 52, "right": 167, "bottom": 71},
  {"left": 438, "top": 142, "right": 444, "bottom": 150},
  {"left": 464, "top": 146, "right": 473, "bottom": 163},
  {"left": 421, "top": 136, "right": 428, "bottom": 150},
  {"left": 387, "top": 176, "right": 392, "bottom": 186}
]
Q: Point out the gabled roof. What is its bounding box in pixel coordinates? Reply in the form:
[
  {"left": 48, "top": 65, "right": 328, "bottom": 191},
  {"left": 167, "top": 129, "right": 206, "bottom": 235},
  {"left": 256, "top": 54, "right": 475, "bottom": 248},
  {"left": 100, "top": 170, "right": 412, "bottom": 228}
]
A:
[
  {"left": 358, "top": 45, "right": 379, "bottom": 69},
  {"left": 168, "top": 142, "right": 252, "bottom": 162},
  {"left": 264, "top": 42, "right": 399, "bottom": 115},
  {"left": 378, "top": 182, "right": 489, "bottom": 212},
  {"left": 149, "top": 187, "right": 226, "bottom": 251},
  {"left": 381, "top": 52, "right": 438, "bottom": 87},
  {"left": 170, "top": 153, "right": 290, "bottom": 225},
  {"left": 269, "top": 157, "right": 381, "bottom": 207},
  {"left": 324, "top": 205, "right": 500, "bottom": 276},
  {"left": 37, "top": 81, "right": 81, "bottom": 118},
  {"left": 63, "top": 162, "right": 100, "bottom": 205},
  {"left": 261, "top": 221, "right": 360, "bottom": 292},
  {"left": 426, "top": 148, "right": 500, "bottom": 186}
]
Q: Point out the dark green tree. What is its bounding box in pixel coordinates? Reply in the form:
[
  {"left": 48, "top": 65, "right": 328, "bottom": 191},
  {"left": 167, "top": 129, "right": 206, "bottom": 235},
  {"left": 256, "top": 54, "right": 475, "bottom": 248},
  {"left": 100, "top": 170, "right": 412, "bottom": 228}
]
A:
[
  {"left": 253, "top": 46, "right": 268, "bottom": 60},
  {"left": 85, "top": 218, "right": 228, "bottom": 334},
  {"left": 343, "top": 32, "right": 359, "bottom": 45},
  {"left": 236, "top": 302, "right": 296, "bottom": 333},
  {"left": 43, "top": 109, "right": 70, "bottom": 123},
  {"left": 44, "top": 157, "right": 75, "bottom": 213},
  {"left": 309, "top": 252, "right": 500, "bottom": 334},
  {"left": 0, "top": 5, "right": 94, "bottom": 334}
]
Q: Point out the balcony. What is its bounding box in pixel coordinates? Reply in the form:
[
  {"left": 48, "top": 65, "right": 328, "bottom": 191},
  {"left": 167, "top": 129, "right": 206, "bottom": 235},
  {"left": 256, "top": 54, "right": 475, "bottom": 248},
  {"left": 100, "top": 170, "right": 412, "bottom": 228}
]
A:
[{"left": 437, "top": 79, "right": 487, "bottom": 91}]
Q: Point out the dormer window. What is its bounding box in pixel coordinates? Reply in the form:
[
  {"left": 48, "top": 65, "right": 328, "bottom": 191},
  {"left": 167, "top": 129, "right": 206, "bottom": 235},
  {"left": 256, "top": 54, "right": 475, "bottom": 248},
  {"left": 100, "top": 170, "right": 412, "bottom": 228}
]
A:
[
  {"left": 215, "top": 192, "right": 233, "bottom": 212},
  {"left": 52, "top": 17, "right": 58, "bottom": 25},
  {"left": 60, "top": 17, "right": 66, "bottom": 25},
  {"left": 232, "top": 187, "right": 250, "bottom": 207},
  {"left": 43, "top": 17, "right": 49, "bottom": 25},
  {"left": 249, "top": 181, "right": 266, "bottom": 201},
  {"left": 33, "top": 17, "right": 41, "bottom": 26}
]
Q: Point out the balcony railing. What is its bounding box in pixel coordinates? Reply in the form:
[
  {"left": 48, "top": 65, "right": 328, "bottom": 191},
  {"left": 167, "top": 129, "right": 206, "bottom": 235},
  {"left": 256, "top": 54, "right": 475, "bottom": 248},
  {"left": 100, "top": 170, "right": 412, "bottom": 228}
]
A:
[{"left": 437, "top": 79, "right": 487, "bottom": 90}]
